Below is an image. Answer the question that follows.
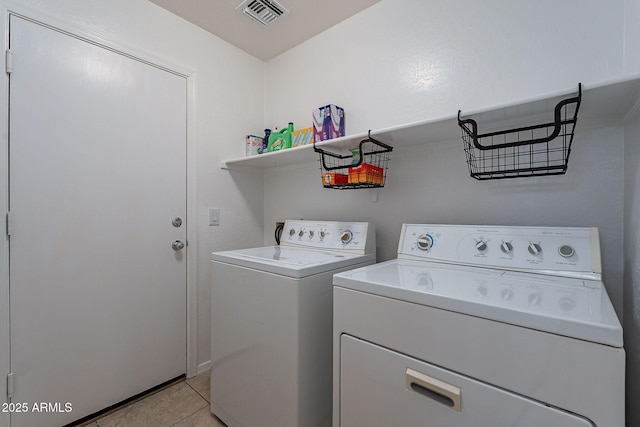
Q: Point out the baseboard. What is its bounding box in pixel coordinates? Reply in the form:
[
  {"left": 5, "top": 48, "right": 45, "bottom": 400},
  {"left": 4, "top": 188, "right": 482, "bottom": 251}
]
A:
[{"left": 197, "top": 360, "right": 212, "bottom": 376}]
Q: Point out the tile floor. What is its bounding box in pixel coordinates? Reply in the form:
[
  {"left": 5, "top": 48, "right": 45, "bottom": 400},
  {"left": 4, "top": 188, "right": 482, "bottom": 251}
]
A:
[{"left": 80, "top": 370, "right": 225, "bottom": 427}]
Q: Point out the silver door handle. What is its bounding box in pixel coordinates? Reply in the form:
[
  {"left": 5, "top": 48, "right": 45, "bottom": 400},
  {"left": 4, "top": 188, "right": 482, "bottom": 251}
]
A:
[
  {"left": 172, "top": 240, "right": 185, "bottom": 251},
  {"left": 406, "top": 368, "right": 461, "bottom": 411}
]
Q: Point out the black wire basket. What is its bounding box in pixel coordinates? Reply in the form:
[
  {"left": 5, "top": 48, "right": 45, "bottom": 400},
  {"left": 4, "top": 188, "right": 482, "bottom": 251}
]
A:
[
  {"left": 313, "top": 131, "right": 392, "bottom": 189},
  {"left": 458, "top": 84, "right": 582, "bottom": 180}
]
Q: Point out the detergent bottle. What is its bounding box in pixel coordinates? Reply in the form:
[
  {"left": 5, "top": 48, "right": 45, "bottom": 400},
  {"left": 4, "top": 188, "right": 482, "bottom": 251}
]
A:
[
  {"left": 267, "top": 122, "right": 293, "bottom": 152},
  {"left": 258, "top": 129, "right": 271, "bottom": 154}
]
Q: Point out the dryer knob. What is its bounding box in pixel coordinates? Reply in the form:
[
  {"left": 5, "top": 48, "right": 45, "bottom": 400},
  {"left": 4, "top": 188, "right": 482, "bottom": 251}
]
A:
[
  {"left": 340, "top": 230, "right": 353, "bottom": 244},
  {"left": 528, "top": 243, "right": 542, "bottom": 255},
  {"left": 558, "top": 245, "right": 575, "bottom": 258},
  {"left": 289, "top": 228, "right": 296, "bottom": 237},
  {"left": 416, "top": 235, "right": 433, "bottom": 251}
]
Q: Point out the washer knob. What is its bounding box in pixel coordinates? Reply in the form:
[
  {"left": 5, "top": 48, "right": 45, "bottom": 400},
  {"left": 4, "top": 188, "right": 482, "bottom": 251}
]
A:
[
  {"left": 558, "top": 245, "right": 575, "bottom": 258},
  {"left": 319, "top": 230, "right": 326, "bottom": 240},
  {"left": 416, "top": 235, "right": 433, "bottom": 251},
  {"left": 500, "top": 241, "right": 513, "bottom": 254},
  {"left": 476, "top": 285, "right": 488, "bottom": 298},
  {"left": 340, "top": 230, "right": 353, "bottom": 244},
  {"left": 501, "top": 288, "right": 514, "bottom": 301},
  {"left": 528, "top": 292, "right": 542, "bottom": 306},
  {"left": 528, "top": 242, "right": 542, "bottom": 255},
  {"left": 475, "top": 240, "right": 488, "bottom": 252},
  {"left": 559, "top": 296, "right": 576, "bottom": 312},
  {"left": 289, "top": 228, "right": 296, "bottom": 237},
  {"left": 298, "top": 230, "right": 305, "bottom": 238},
  {"left": 309, "top": 230, "right": 315, "bottom": 238}
]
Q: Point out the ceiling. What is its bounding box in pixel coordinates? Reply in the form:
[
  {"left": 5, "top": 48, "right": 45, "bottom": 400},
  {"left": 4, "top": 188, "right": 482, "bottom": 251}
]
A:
[{"left": 148, "top": 0, "right": 382, "bottom": 61}]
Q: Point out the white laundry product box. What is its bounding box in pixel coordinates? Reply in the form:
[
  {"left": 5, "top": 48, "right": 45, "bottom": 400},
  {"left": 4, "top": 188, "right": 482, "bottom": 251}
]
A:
[
  {"left": 313, "top": 104, "right": 345, "bottom": 142},
  {"left": 245, "top": 134, "right": 263, "bottom": 156}
]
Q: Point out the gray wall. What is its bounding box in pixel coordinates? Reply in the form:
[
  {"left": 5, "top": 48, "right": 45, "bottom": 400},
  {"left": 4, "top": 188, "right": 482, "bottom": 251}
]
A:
[{"left": 624, "top": 105, "right": 640, "bottom": 427}]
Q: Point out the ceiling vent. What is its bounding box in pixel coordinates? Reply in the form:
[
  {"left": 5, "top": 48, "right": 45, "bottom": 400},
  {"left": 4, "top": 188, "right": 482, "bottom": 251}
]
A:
[{"left": 236, "top": 0, "right": 289, "bottom": 26}]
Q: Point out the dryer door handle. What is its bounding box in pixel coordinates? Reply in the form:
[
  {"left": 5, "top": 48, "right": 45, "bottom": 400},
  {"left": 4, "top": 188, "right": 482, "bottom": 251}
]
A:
[{"left": 406, "top": 368, "right": 462, "bottom": 412}]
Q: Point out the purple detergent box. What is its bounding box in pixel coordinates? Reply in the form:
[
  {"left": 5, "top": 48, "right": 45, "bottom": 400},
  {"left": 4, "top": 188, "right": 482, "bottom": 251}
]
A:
[{"left": 313, "top": 104, "right": 345, "bottom": 142}]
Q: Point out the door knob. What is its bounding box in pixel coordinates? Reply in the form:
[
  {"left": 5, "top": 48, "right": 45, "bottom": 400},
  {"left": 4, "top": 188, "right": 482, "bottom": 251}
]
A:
[{"left": 172, "top": 240, "right": 185, "bottom": 251}]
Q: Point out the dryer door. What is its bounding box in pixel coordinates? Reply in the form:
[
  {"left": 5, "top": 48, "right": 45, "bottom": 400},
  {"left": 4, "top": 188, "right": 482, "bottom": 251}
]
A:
[{"left": 339, "top": 335, "right": 593, "bottom": 427}]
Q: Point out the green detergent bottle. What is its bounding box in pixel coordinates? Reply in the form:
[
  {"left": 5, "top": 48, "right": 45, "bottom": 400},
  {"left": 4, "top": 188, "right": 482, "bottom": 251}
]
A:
[{"left": 267, "top": 122, "right": 293, "bottom": 152}]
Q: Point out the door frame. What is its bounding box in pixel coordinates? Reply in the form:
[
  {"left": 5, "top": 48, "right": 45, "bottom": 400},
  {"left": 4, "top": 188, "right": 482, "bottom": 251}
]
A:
[{"left": 0, "top": 5, "right": 199, "bottom": 422}]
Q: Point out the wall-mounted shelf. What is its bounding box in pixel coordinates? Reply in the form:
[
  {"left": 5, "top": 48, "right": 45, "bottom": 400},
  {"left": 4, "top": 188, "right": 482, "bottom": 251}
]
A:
[{"left": 220, "top": 76, "right": 640, "bottom": 171}]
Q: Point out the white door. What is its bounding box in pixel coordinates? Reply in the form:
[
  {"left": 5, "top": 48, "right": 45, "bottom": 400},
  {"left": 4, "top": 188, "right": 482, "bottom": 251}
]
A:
[{"left": 8, "top": 16, "right": 187, "bottom": 426}]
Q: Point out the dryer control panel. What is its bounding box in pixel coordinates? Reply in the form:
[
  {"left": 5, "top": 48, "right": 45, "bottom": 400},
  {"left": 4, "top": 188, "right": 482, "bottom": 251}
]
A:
[
  {"left": 282, "top": 220, "right": 375, "bottom": 255},
  {"left": 398, "top": 224, "right": 601, "bottom": 280}
]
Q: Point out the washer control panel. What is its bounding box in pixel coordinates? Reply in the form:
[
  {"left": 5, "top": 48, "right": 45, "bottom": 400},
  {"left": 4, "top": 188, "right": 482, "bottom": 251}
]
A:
[
  {"left": 398, "top": 224, "right": 601, "bottom": 279},
  {"left": 282, "top": 220, "right": 375, "bottom": 254}
]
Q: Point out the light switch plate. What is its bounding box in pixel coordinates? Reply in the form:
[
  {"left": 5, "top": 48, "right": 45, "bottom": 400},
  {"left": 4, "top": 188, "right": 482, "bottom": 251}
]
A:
[{"left": 209, "top": 208, "right": 220, "bottom": 226}]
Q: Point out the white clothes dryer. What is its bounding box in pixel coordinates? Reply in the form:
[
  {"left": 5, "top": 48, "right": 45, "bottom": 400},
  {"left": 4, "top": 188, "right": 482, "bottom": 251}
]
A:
[
  {"left": 333, "top": 224, "right": 624, "bottom": 427},
  {"left": 211, "top": 220, "right": 375, "bottom": 427}
]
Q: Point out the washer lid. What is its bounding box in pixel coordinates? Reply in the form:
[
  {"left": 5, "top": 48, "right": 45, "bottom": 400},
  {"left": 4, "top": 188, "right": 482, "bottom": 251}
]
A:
[
  {"left": 333, "top": 259, "right": 623, "bottom": 348},
  {"left": 211, "top": 246, "right": 375, "bottom": 278}
]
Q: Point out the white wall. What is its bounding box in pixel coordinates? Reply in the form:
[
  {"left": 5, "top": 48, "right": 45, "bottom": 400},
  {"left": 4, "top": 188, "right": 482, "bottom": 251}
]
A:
[
  {"left": 0, "top": 0, "right": 266, "bottom": 374},
  {"left": 626, "top": 0, "right": 640, "bottom": 74},
  {"left": 624, "top": 105, "right": 640, "bottom": 427},
  {"left": 265, "top": 0, "right": 626, "bottom": 135},
  {"left": 264, "top": 0, "right": 633, "bottom": 316}
]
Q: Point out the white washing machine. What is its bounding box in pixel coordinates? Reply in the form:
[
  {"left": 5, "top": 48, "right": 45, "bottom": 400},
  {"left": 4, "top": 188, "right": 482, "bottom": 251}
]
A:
[
  {"left": 211, "top": 220, "right": 375, "bottom": 427},
  {"left": 333, "top": 224, "right": 624, "bottom": 427}
]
